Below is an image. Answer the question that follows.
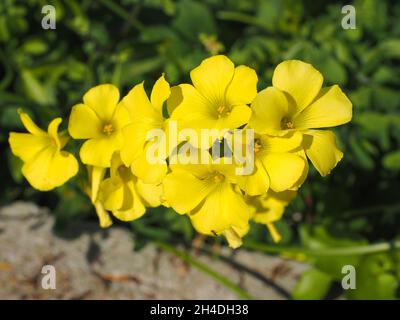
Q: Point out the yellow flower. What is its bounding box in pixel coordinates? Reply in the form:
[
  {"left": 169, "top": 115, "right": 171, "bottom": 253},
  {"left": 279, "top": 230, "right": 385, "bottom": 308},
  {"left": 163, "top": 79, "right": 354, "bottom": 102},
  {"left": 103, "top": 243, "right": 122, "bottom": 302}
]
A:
[
  {"left": 231, "top": 130, "right": 306, "bottom": 196},
  {"left": 120, "top": 75, "right": 170, "bottom": 184},
  {"left": 9, "top": 110, "right": 78, "bottom": 191},
  {"left": 99, "top": 153, "right": 163, "bottom": 222},
  {"left": 249, "top": 60, "right": 352, "bottom": 176},
  {"left": 247, "top": 190, "right": 297, "bottom": 242},
  {"left": 163, "top": 153, "right": 252, "bottom": 248},
  {"left": 169, "top": 55, "right": 258, "bottom": 146},
  {"left": 83, "top": 165, "right": 112, "bottom": 228},
  {"left": 93, "top": 199, "right": 113, "bottom": 228},
  {"left": 68, "top": 84, "right": 131, "bottom": 168}
]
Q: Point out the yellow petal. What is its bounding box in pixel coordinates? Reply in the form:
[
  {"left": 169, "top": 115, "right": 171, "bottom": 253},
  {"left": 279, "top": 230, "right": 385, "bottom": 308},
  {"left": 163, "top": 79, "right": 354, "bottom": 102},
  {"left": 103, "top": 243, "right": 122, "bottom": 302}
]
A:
[
  {"left": 190, "top": 182, "right": 251, "bottom": 235},
  {"left": 108, "top": 152, "right": 124, "bottom": 178},
  {"left": 9, "top": 133, "right": 49, "bottom": 162},
  {"left": 101, "top": 178, "right": 124, "bottom": 211},
  {"left": 120, "top": 123, "right": 151, "bottom": 166},
  {"left": 236, "top": 158, "right": 270, "bottom": 196},
  {"left": 68, "top": 103, "right": 102, "bottom": 139},
  {"left": 223, "top": 225, "right": 249, "bottom": 248},
  {"left": 290, "top": 149, "right": 309, "bottom": 189},
  {"left": 94, "top": 200, "right": 113, "bottom": 228},
  {"left": 150, "top": 74, "right": 171, "bottom": 113},
  {"left": 120, "top": 82, "right": 162, "bottom": 125},
  {"left": 99, "top": 154, "right": 147, "bottom": 222},
  {"left": 260, "top": 131, "right": 303, "bottom": 154},
  {"left": 80, "top": 133, "right": 123, "bottom": 167},
  {"left": 131, "top": 144, "right": 168, "bottom": 184},
  {"left": 119, "top": 82, "right": 164, "bottom": 165},
  {"left": 18, "top": 110, "right": 46, "bottom": 136},
  {"left": 169, "top": 149, "right": 211, "bottom": 179},
  {"left": 112, "top": 181, "right": 146, "bottom": 222},
  {"left": 249, "top": 87, "right": 290, "bottom": 135},
  {"left": 169, "top": 84, "right": 218, "bottom": 130},
  {"left": 112, "top": 102, "right": 131, "bottom": 130},
  {"left": 47, "top": 117, "right": 63, "bottom": 149},
  {"left": 167, "top": 85, "right": 185, "bottom": 116},
  {"left": 83, "top": 84, "right": 120, "bottom": 122},
  {"left": 261, "top": 153, "right": 306, "bottom": 192},
  {"left": 251, "top": 190, "right": 296, "bottom": 222},
  {"left": 89, "top": 166, "right": 106, "bottom": 203},
  {"left": 294, "top": 85, "right": 353, "bottom": 130},
  {"left": 217, "top": 104, "right": 251, "bottom": 130},
  {"left": 22, "top": 147, "right": 78, "bottom": 191},
  {"left": 225, "top": 65, "right": 258, "bottom": 106},
  {"left": 303, "top": 130, "right": 343, "bottom": 176},
  {"left": 163, "top": 171, "right": 216, "bottom": 214},
  {"left": 136, "top": 179, "right": 163, "bottom": 207},
  {"left": 190, "top": 55, "right": 234, "bottom": 106},
  {"left": 272, "top": 60, "right": 323, "bottom": 112},
  {"left": 223, "top": 227, "right": 243, "bottom": 249}
]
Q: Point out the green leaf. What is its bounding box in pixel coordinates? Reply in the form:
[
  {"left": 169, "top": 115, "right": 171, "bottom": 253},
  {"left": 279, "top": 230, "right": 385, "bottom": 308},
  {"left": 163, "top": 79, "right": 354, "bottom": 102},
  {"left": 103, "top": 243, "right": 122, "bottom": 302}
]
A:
[
  {"left": 119, "top": 57, "right": 164, "bottom": 85},
  {"left": 346, "top": 254, "right": 398, "bottom": 300},
  {"left": 140, "top": 26, "right": 176, "bottom": 43},
  {"left": 292, "top": 268, "right": 332, "bottom": 300},
  {"left": 20, "top": 69, "right": 54, "bottom": 106},
  {"left": 356, "top": 0, "right": 388, "bottom": 34},
  {"left": 21, "top": 38, "right": 48, "bottom": 55},
  {"left": 256, "top": 0, "right": 282, "bottom": 31},
  {"left": 372, "top": 66, "right": 400, "bottom": 85},
  {"left": 299, "top": 225, "right": 366, "bottom": 279},
  {"left": 349, "top": 136, "right": 375, "bottom": 170},
  {"left": 380, "top": 39, "right": 400, "bottom": 59},
  {"left": 383, "top": 151, "right": 400, "bottom": 171},
  {"left": 172, "top": 0, "right": 216, "bottom": 40}
]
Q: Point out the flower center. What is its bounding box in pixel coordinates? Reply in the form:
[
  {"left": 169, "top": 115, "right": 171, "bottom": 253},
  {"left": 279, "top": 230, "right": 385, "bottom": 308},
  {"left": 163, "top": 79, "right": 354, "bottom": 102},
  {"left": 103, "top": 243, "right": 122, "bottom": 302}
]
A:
[
  {"left": 217, "top": 105, "right": 230, "bottom": 118},
  {"left": 103, "top": 123, "right": 114, "bottom": 135},
  {"left": 254, "top": 139, "right": 262, "bottom": 153},
  {"left": 213, "top": 172, "right": 225, "bottom": 183},
  {"left": 281, "top": 117, "right": 294, "bottom": 129}
]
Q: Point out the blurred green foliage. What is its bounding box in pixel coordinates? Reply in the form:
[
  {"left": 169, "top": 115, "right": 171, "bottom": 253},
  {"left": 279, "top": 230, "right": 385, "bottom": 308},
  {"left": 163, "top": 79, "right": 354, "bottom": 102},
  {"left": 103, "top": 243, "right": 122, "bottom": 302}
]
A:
[{"left": 1, "top": 0, "right": 400, "bottom": 299}]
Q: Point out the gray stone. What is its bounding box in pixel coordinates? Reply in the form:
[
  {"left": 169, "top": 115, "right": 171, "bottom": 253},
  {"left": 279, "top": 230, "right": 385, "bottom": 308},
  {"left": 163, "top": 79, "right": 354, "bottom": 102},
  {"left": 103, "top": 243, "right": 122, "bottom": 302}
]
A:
[{"left": 0, "top": 201, "right": 308, "bottom": 299}]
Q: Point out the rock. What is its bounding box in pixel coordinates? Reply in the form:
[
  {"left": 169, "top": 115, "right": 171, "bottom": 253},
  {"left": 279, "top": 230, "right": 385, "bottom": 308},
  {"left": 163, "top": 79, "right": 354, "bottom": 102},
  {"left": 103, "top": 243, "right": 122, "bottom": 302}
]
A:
[{"left": 0, "top": 201, "right": 308, "bottom": 299}]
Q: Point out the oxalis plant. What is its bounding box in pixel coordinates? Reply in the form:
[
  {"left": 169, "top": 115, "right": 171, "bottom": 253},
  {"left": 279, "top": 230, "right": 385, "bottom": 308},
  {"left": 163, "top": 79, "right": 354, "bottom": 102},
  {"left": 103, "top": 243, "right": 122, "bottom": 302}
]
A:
[
  {"left": 7, "top": 54, "right": 400, "bottom": 299},
  {"left": 9, "top": 55, "right": 353, "bottom": 246}
]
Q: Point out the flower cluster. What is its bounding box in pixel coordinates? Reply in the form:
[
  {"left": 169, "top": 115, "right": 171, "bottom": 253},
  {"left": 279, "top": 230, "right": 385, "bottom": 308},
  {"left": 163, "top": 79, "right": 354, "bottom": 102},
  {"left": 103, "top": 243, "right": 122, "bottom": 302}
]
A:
[{"left": 9, "top": 55, "right": 352, "bottom": 248}]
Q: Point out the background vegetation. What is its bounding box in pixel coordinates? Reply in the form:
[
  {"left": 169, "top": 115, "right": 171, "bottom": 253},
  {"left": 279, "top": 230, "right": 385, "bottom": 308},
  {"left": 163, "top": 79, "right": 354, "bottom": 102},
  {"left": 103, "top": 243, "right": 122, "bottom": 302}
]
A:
[{"left": 1, "top": 0, "right": 400, "bottom": 299}]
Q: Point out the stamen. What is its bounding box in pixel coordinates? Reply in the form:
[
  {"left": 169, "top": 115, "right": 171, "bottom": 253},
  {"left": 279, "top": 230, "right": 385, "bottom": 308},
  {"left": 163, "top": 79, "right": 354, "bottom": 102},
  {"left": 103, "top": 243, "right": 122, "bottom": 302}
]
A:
[
  {"left": 281, "top": 117, "right": 294, "bottom": 129},
  {"left": 213, "top": 173, "right": 225, "bottom": 183},
  {"left": 103, "top": 123, "right": 114, "bottom": 135},
  {"left": 217, "top": 105, "right": 225, "bottom": 114},
  {"left": 254, "top": 140, "right": 262, "bottom": 153}
]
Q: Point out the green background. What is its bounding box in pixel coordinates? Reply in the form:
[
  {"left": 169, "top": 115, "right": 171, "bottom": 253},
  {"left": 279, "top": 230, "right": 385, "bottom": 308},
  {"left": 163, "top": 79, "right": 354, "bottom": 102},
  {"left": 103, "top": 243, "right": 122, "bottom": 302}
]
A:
[{"left": 1, "top": 0, "right": 400, "bottom": 299}]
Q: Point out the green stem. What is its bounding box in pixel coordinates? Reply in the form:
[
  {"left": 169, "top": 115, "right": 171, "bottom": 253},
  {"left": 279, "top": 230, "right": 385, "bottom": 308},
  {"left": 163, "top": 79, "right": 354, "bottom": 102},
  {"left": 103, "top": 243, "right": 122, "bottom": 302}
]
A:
[
  {"left": 243, "top": 240, "right": 400, "bottom": 257},
  {"left": 155, "top": 241, "right": 254, "bottom": 300},
  {"left": 98, "top": 0, "right": 143, "bottom": 30}
]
